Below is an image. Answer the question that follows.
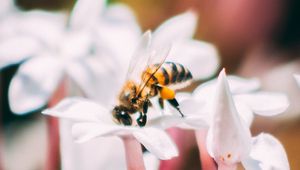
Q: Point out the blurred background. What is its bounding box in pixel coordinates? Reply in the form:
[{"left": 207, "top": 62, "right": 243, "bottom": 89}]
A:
[{"left": 1, "top": 0, "right": 300, "bottom": 169}]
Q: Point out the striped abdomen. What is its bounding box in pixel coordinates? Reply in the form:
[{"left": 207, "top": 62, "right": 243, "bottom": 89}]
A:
[{"left": 144, "top": 62, "right": 193, "bottom": 87}]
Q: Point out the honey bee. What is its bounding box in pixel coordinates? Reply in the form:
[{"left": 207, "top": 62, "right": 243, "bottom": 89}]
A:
[{"left": 112, "top": 31, "right": 193, "bottom": 127}]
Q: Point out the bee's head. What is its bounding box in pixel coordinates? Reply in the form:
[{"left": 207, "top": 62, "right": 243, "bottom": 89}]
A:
[{"left": 112, "top": 106, "right": 132, "bottom": 126}]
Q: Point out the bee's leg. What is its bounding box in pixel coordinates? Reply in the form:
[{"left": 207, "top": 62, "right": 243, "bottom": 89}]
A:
[
  {"left": 137, "top": 100, "right": 149, "bottom": 127},
  {"left": 143, "top": 99, "right": 151, "bottom": 113},
  {"left": 112, "top": 110, "right": 132, "bottom": 126},
  {"left": 157, "top": 85, "right": 183, "bottom": 116},
  {"left": 158, "top": 97, "right": 164, "bottom": 109},
  {"left": 157, "top": 85, "right": 175, "bottom": 100},
  {"left": 167, "top": 98, "right": 184, "bottom": 117},
  {"left": 137, "top": 112, "right": 147, "bottom": 127}
]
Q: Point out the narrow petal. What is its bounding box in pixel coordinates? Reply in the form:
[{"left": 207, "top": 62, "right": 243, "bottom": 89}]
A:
[
  {"left": 66, "top": 56, "right": 123, "bottom": 105},
  {"left": 193, "top": 78, "right": 217, "bottom": 104},
  {"left": 168, "top": 40, "right": 219, "bottom": 80},
  {"left": 147, "top": 115, "right": 182, "bottom": 129},
  {"left": 69, "top": 0, "right": 106, "bottom": 30},
  {"left": 9, "top": 56, "right": 63, "bottom": 114},
  {"left": 59, "top": 31, "right": 92, "bottom": 59},
  {"left": 194, "top": 86, "right": 254, "bottom": 127},
  {"left": 60, "top": 120, "right": 126, "bottom": 170},
  {"left": 207, "top": 69, "right": 252, "bottom": 166},
  {"left": 175, "top": 92, "right": 193, "bottom": 101},
  {"left": 103, "top": 3, "right": 139, "bottom": 29},
  {"left": 294, "top": 74, "right": 300, "bottom": 88},
  {"left": 234, "top": 101, "right": 254, "bottom": 127},
  {"left": 227, "top": 76, "right": 261, "bottom": 93},
  {"left": 193, "top": 75, "right": 260, "bottom": 102},
  {"left": 95, "top": 3, "right": 141, "bottom": 67},
  {"left": 0, "top": 11, "right": 65, "bottom": 47},
  {"left": 242, "top": 133, "right": 290, "bottom": 170},
  {"left": 144, "top": 153, "right": 160, "bottom": 170},
  {"left": 42, "top": 97, "right": 112, "bottom": 123},
  {"left": 133, "top": 128, "right": 179, "bottom": 160},
  {"left": 173, "top": 98, "right": 209, "bottom": 128},
  {"left": 155, "top": 95, "right": 209, "bottom": 129},
  {"left": 0, "top": 36, "right": 40, "bottom": 69},
  {"left": 152, "top": 11, "right": 197, "bottom": 48},
  {"left": 72, "top": 122, "right": 133, "bottom": 143},
  {"left": 234, "top": 92, "right": 289, "bottom": 116}
]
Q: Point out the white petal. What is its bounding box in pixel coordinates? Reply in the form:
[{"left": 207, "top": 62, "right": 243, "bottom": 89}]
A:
[
  {"left": 147, "top": 115, "right": 182, "bottom": 129},
  {"left": 175, "top": 92, "right": 193, "bottom": 102},
  {"left": 234, "top": 92, "right": 289, "bottom": 116},
  {"left": 0, "top": 10, "right": 65, "bottom": 47},
  {"left": 59, "top": 31, "right": 92, "bottom": 59},
  {"left": 103, "top": 3, "right": 139, "bottom": 25},
  {"left": 193, "top": 75, "right": 260, "bottom": 102},
  {"left": 154, "top": 95, "right": 209, "bottom": 129},
  {"left": 193, "top": 78, "right": 217, "bottom": 104},
  {"left": 152, "top": 11, "right": 197, "bottom": 48},
  {"left": 60, "top": 120, "right": 126, "bottom": 170},
  {"left": 69, "top": 0, "right": 105, "bottom": 30},
  {"left": 66, "top": 56, "right": 122, "bottom": 104},
  {"left": 42, "top": 97, "right": 112, "bottom": 123},
  {"left": 207, "top": 69, "right": 252, "bottom": 166},
  {"left": 144, "top": 152, "right": 160, "bottom": 170},
  {"left": 95, "top": 4, "right": 141, "bottom": 69},
  {"left": 9, "top": 56, "right": 64, "bottom": 114},
  {"left": 168, "top": 40, "right": 219, "bottom": 80},
  {"left": 177, "top": 99, "right": 209, "bottom": 128},
  {"left": 0, "top": 36, "right": 40, "bottom": 68},
  {"left": 72, "top": 122, "right": 134, "bottom": 143},
  {"left": 133, "top": 128, "right": 179, "bottom": 160},
  {"left": 227, "top": 75, "right": 261, "bottom": 93},
  {"left": 234, "top": 101, "right": 254, "bottom": 127},
  {"left": 294, "top": 74, "right": 300, "bottom": 88},
  {"left": 242, "top": 133, "right": 290, "bottom": 170}
]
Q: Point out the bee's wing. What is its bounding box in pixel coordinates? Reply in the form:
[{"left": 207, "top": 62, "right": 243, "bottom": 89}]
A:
[
  {"left": 125, "top": 31, "right": 152, "bottom": 84},
  {"left": 135, "top": 41, "right": 172, "bottom": 97},
  {"left": 125, "top": 31, "right": 172, "bottom": 98}
]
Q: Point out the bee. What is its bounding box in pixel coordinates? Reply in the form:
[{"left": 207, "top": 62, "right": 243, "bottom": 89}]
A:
[{"left": 112, "top": 31, "right": 193, "bottom": 127}]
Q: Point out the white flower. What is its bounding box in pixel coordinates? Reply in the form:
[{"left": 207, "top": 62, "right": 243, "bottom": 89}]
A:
[
  {"left": 205, "top": 69, "right": 290, "bottom": 170},
  {"left": 44, "top": 19, "right": 219, "bottom": 162},
  {"left": 69, "top": 10, "right": 220, "bottom": 109},
  {"left": 156, "top": 68, "right": 289, "bottom": 132},
  {"left": 187, "top": 69, "right": 288, "bottom": 126},
  {"left": 77, "top": 10, "right": 221, "bottom": 130},
  {"left": 43, "top": 97, "right": 179, "bottom": 160},
  {"left": 294, "top": 74, "right": 300, "bottom": 88},
  {"left": 0, "top": 10, "right": 66, "bottom": 69},
  {"left": 151, "top": 11, "right": 219, "bottom": 80},
  {"left": 6, "top": 0, "right": 140, "bottom": 115},
  {"left": 242, "top": 133, "right": 290, "bottom": 170},
  {"left": 95, "top": 10, "right": 220, "bottom": 82}
]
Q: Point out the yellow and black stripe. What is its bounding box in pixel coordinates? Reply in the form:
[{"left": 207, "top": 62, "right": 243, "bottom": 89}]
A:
[{"left": 145, "top": 62, "right": 193, "bottom": 86}]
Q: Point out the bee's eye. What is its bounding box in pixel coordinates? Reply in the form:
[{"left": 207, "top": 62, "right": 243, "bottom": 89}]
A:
[
  {"left": 117, "top": 111, "right": 132, "bottom": 126},
  {"left": 112, "top": 107, "right": 132, "bottom": 126},
  {"left": 119, "top": 113, "right": 132, "bottom": 126}
]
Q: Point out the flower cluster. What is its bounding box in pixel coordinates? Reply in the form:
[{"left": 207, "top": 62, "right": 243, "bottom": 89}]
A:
[{"left": 1, "top": 0, "right": 294, "bottom": 170}]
